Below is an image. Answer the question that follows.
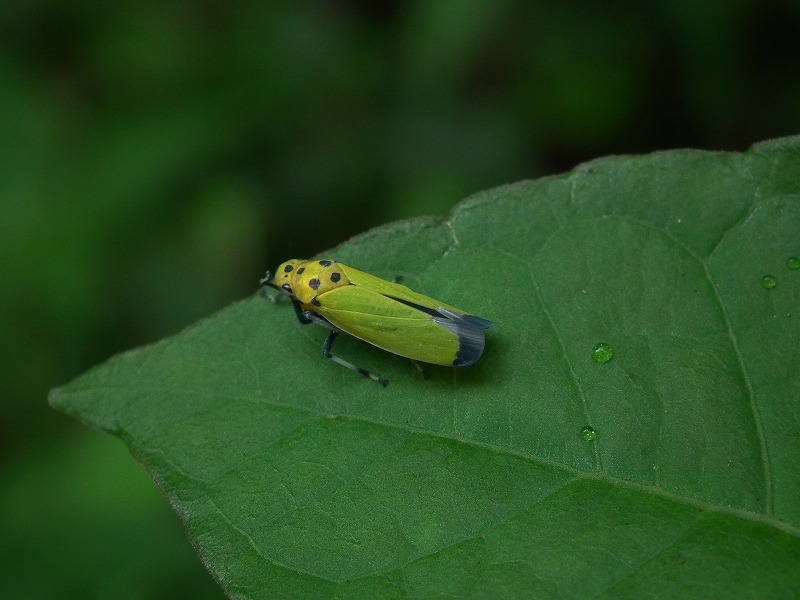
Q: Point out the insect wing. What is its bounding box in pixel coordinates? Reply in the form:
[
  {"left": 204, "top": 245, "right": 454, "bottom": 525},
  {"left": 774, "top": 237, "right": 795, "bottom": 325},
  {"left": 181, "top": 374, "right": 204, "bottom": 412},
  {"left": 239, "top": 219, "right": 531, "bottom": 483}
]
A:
[
  {"left": 432, "top": 312, "right": 489, "bottom": 367},
  {"left": 313, "top": 285, "right": 463, "bottom": 366},
  {"left": 339, "top": 264, "right": 466, "bottom": 314}
]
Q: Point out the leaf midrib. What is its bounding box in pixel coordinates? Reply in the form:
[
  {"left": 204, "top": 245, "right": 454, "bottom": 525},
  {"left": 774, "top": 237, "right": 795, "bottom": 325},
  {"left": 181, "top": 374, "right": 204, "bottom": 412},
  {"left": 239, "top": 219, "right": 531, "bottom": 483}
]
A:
[{"left": 57, "top": 383, "right": 799, "bottom": 539}]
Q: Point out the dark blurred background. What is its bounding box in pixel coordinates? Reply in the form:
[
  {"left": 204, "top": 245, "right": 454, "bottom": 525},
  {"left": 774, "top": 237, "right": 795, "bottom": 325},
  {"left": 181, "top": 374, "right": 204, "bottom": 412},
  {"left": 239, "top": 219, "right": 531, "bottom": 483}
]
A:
[{"left": 1, "top": 1, "right": 798, "bottom": 598}]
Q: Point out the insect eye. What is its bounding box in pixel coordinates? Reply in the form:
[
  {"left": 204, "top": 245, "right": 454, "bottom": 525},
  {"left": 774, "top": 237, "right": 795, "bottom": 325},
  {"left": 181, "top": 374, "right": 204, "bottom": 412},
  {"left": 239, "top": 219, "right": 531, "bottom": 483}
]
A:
[{"left": 282, "top": 284, "right": 292, "bottom": 293}]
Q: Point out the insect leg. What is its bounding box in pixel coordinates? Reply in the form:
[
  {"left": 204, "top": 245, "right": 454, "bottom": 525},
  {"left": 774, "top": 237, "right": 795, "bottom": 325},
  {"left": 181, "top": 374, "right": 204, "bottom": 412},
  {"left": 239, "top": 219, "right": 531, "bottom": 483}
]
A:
[
  {"left": 296, "top": 305, "right": 389, "bottom": 386},
  {"left": 260, "top": 287, "right": 286, "bottom": 304},
  {"left": 291, "top": 300, "right": 314, "bottom": 324},
  {"left": 409, "top": 359, "right": 429, "bottom": 380},
  {"left": 321, "top": 330, "right": 389, "bottom": 387}
]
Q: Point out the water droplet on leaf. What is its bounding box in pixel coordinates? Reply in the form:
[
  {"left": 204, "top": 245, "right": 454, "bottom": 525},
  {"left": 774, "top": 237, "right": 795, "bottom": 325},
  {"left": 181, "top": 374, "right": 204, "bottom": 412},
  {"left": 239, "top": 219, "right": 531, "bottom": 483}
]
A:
[
  {"left": 580, "top": 426, "right": 596, "bottom": 442},
  {"left": 761, "top": 275, "right": 777, "bottom": 289},
  {"left": 592, "top": 342, "right": 613, "bottom": 364}
]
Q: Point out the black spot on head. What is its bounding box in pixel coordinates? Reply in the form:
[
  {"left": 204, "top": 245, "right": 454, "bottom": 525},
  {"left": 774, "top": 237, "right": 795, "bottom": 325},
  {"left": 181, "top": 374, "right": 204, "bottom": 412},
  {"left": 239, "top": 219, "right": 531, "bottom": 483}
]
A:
[
  {"left": 283, "top": 264, "right": 294, "bottom": 273},
  {"left": 282, "top": 284, "right": 292, "bottom": 293},
  {"left": 331, "top": 272, "right": 341, "bottom": 283},
  {"left": 319, "top": 260, "right": 332, "bottom": 266},
  {"left": 309, "top": 278, "right": 320, "bottom": 290},
  {"left": 297, "top": 267, "right": 305, "bottom": 275}
]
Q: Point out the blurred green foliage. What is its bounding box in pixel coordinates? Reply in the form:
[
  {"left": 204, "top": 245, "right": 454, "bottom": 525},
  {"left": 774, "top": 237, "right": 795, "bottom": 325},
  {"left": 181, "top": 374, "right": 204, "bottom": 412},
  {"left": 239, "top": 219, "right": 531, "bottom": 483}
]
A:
[{"left": 1, "top": 0, "right": 798, "bottom": 597}]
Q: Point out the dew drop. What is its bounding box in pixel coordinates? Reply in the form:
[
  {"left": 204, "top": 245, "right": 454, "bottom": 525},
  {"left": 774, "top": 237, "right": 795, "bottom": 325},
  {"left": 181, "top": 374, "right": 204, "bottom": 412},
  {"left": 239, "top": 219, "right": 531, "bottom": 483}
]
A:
[
  {"left": 761, "top": 274, "right": 777, "bottom": 289},
  {"left": 592, "top": 342, "right": 613, "bottom": 364},
  {"left": 787, "top": 257, "right": 800, "bottom": 271},
  {"left": 580, "top": 426, "right": 596, "bottom": 442}
]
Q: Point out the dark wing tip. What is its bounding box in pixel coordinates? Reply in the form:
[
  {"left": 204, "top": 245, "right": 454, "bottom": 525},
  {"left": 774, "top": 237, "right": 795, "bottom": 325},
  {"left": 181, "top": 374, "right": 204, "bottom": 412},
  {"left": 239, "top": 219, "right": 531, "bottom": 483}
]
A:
[
  {"left": 453, "top": 328, "right": 486, "bottom": 367},
  {"left": 434, "top": 317, "right": 487, "bottom": 367}
]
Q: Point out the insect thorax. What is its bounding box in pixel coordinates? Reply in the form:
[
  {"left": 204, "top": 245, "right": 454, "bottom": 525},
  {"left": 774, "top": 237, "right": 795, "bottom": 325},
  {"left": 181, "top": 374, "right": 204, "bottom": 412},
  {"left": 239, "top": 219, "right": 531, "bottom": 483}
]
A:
[{"left": 276, "top": 259, "right": 351, "bottom": 304}]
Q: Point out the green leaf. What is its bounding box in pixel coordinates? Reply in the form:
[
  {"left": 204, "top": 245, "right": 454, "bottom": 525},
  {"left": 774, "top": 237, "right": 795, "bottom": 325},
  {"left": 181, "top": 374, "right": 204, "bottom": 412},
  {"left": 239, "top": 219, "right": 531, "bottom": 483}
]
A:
[{"left": 50, "top": 137, "right": 800, "bottom": 599}]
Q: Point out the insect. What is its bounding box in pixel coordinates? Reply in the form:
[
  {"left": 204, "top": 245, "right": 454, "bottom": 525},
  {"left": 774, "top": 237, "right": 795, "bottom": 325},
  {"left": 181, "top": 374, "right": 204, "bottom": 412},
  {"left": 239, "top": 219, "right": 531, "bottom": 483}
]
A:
[{"left": 260, "top": 259, "right": 493, "bottom": 386}]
